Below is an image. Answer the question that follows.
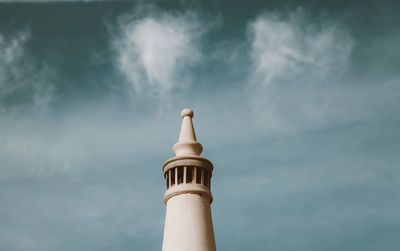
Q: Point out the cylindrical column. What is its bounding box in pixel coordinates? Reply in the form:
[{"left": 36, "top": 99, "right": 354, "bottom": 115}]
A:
[{"left": 162, "top": 193, "right": 216, "bottom": 251}]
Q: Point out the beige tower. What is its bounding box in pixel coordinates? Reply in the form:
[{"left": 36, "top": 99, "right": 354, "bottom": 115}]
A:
[{"left": 162, "top": 109, "right": 216, "bottom": 251}]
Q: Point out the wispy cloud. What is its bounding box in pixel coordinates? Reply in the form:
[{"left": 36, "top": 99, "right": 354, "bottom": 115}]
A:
[
  {"left": 0, "top": 29, "right": 58, "bottom": 176},
  {"left": 112, "top": 5, "right": 207, "bottom": 98},
  {"left": 0, "top": 29, "right": 54, "bottom": 113},
  {"left": 247, "top": 9, "right": 355, "bottom": 132},
  {"left": 0, "top": 30, "right": 31, "bottom": 96}
]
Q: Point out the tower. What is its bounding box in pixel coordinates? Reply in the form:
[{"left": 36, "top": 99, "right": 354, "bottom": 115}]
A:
[{"left": 162, "top": 109, "right": 216, "bottom": 251}]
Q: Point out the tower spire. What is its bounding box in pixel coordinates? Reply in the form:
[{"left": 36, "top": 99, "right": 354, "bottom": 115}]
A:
[
  {"left": 173, "top": 109, "right": 203, "bottom": 156},
  {"left": 161, "top": 109, "right": 216, "bottom": 251}
]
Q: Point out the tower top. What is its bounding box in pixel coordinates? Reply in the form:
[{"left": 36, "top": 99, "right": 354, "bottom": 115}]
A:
[
  {"left": 162, "top": 109, "right": 216, "bottom": 251},
  {"left": 181, "top": 108, "right": 194, "bottom": 118},
  {"left": 173, "top": 108, "right": 203, "bottom": 156}
]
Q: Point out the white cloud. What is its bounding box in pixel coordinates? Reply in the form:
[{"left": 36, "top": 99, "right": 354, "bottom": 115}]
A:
[
  {"left": 0, "top": 30, "right": 30, "bottom": 92},
  {"left": 247, "top": 9, "right": 356, "bottom": 132},
  {"left": 248, "top": 10, "right": 353, "bottom": 84},
  {"left": 0, "top": 29, "right": 54, "bottom": 113},
  {"left": 0, "top": 29, "right": 57, "bottom": 176},
  {"left": 112, "top": 6, "right": 205, "bottom": 98}
]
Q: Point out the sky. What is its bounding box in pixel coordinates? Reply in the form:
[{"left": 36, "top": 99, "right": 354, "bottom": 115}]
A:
[{"left": 0, "top": 0, "right": 400, "bottom": 250}]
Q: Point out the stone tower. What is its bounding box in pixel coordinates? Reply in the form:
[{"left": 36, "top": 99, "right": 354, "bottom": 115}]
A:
[{"left": 162, "top": 109, "right": 216, "bottom": 251}]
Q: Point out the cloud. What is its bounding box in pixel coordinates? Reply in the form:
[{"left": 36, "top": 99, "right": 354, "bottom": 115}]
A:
[
  {"left": 112, "top": 5, "right": 206, "bottom": 98},
  {"left": 248, "top": 10, "right": 352, "bottom": 82},
  {"left": 0, "top": 29, "right": 54, "bottom": 113},
  {"left": 0, "top": 29, "right": 57, "bottom": 176},
  {"left": 0, "top": 30, "right": 31, "bottom": 94},
  {"left": 247, "top": 9, "right": 357, "bottom": 132}
]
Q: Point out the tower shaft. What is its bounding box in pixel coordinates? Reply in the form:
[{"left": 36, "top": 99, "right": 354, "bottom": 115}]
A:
[{"left": 163, "top": 193, "right": 216, "bottom": 251}]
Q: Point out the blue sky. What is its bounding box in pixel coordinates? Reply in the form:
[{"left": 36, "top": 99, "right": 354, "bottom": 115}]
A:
[{"left": 1, "top": 1, "right": 399, "bottom": 250}]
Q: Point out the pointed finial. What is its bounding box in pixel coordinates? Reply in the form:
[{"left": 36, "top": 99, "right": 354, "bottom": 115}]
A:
[
  {"left": 181, "top": 108, "right": 194, "bottom": 118},
  {"left": 173, "top": 109, "right": 203, "bottom": 156}
]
